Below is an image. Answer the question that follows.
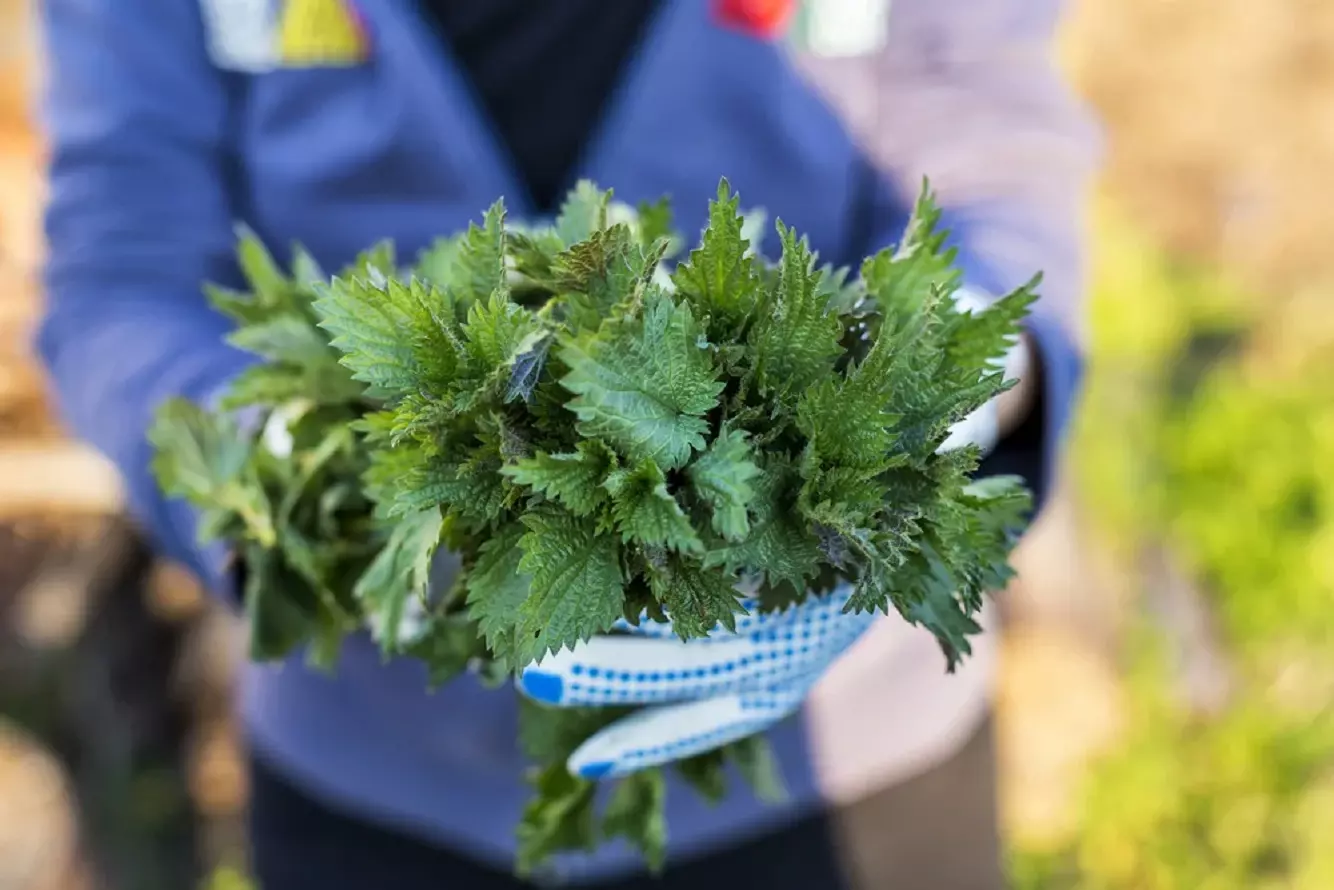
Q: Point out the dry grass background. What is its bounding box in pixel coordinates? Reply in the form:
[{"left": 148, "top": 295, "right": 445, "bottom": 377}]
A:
[{"left": 1, "top": 0, "right": 1331, "bottom": 884}]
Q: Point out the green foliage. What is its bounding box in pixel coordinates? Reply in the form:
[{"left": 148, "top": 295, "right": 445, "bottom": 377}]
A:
[
  {"left": 1010, "top": 210, "right": 1334, "bottom": 889},
  {"left": 153, "top": 180, "right": 1035, "bottom": 874},
  {"left": 149, "top": 235, "right": 386, "bottom": 667},
  {"left": 1012, "top": 635, "right": 1334, "bottom": 890}
]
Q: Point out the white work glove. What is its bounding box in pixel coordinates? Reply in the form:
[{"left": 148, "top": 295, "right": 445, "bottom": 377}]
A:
[{"left": 518, "top": 583, "right": 874, "bottom": 780}]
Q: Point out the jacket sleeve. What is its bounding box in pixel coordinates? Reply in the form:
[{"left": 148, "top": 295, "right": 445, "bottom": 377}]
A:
[
  {"left": 837, "top": 0, "right": 1101, "bottom": 515},
  {"left": 37, "top": 0, "right": 258, "bottom": 595}
]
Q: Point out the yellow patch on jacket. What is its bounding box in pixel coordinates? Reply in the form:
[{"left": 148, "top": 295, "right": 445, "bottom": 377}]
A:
[{"left": 276, "top": 0, "right": 369, "bottom": 66}]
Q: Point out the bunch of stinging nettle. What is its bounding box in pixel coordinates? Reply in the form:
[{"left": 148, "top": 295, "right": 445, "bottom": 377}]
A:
[{"left": 150, "top": 179, "right": 1036, "bottom": 872}]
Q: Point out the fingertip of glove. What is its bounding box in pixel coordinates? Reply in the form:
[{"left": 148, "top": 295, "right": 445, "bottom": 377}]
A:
[
  {"left": 575, "top": 760, "right": 616, "bottom": 780},
  {"left": 519, "top": 669, "right": 564, "bottom": 704}
]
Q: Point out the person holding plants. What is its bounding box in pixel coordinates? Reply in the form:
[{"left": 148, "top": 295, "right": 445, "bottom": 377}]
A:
[{"left": 36, "top": 0, "right": 1096, "bottom": 887}]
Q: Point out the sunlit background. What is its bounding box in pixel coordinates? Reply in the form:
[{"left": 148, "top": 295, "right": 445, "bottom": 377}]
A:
[{"left": 1, "top": 1, "right": 1331, "bottom": 888}]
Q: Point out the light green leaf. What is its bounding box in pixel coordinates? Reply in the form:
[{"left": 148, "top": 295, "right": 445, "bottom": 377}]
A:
[
  {"left": 227, "top": 314, "right": 332, "bottom": 366},
  {"left": 502, "top": 440, "right": 617, "bottom": 517},
  {"left": 559, "top": 293, "right": 723, "bottom": 470},
  {"left": 554, "top": 180, "right": 611, "bottom": 247},
  {"left": 355, "top": 508, "right": 442, "bottom": 652},
  {"left": 687, "top": 427, "right": 760, "bottom": 541},
  {"left": 315, "top": 275, "right": 465, "bottom": 398}
]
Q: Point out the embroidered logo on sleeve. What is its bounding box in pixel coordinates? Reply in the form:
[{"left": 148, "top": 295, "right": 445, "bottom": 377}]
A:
[
  {"left": 198, "top": 0, "right": 369, "bottom": 71},
  {"left": 277, "top": 0, "right": 370, "bottom": 66},
  {"left": 199, "top": 0, "right": 280, "bottom": 72}
]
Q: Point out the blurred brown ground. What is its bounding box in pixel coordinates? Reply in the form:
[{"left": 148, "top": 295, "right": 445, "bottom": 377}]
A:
[{"left": 1, "top": 0, "right": 1332, "bottom": 885}]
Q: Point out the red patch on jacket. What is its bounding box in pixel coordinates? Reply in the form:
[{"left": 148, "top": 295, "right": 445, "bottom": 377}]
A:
[{"left": 713, "top": 0, "right": 795, "bottom": 40}]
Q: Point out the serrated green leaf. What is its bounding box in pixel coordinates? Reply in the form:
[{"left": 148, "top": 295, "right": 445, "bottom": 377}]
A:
[
  {"left": 554, "top": 180, "right": 611, "bottom": 247},
  {"left": 290, "top": 245, "right": 326, "bottom": 288},
  {"left": 243, "top": 544, "right": 318, "bottom": 661},
  {"left": 863, "top": 180, "right": 962, "bottom": 325},
  {"left": 676, "top": 750, "right": 729, "bottom": 804},
  {"left": 748, "top": 221, "right": 844, "bottom": 400},
  {"left": 634, "top": 196, "right": 677, "bottom": 257},
  {"left": 235, "top": 226, "right": 292, "bottom": 308},
  {"left": 687, "top": 427, "right": 760, "bottom": 541},
  {"left": 464, "top": 286, "right": 541, "bottom": 370},
  {"left": 604, "top": 459, "right": 703, "bottom": 555},
  {"left": 506, "top": 332, "right": 552, "bottom": 404},
  {"left": 502, "top": 440, "right": 617, "bottom": 517},
  {"left": 729, "top": 734, "right": 787, "bottom": 803},
  {"left": 455, "top": 199, "right": 509, "bottom": 304},
  {"left": 673, "top": 178, "right": 761, "bottom": 338},
  {"left": 559, "top": 293, "right": 723, "bottom": 470},
  {"left": 554, "top": 223, "right": 664, "bottom": 330},
  {"left": 704, "top": 461, "right": 821, "bottom": 593},
  {"left": 395, "top": 452, "right": 508, "bottom": 530},
  {"left": 148, "top": 399, "right": 275, "bottom": 546},
  {"left": 515, "top": 507, "right": 624, "bottom": 664},
  {"left": 315, "top": 275, "right": 464, "bottom": 398},
  {"left": 646, "top": 556, "right": 745, "bottom": 639},
  {"left": 465, "top": 522, "right": 533, "bottom": 662},
  {"left": 226, "top": 314, "right": 333, "bottom": 366},
  {"left": 516, "top": 764, "right": 598, "bottom": 879}
]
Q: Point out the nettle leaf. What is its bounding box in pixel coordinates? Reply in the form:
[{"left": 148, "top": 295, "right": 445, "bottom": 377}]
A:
[
  {"left": 604, "top": 459, "right": 703, "bottom": 555},
  {"left": 515, "top": 507, "right": 625, "bottom": 665},
  {"left": 748, "top": 222, "right": 844, "bottom": 400},
  {"left": 315, "top": 275, "right": 465, "bottom": 398},
  {"left": 673, "top": 179, "right": 761, "bottom": 338},
  {"left": 555, "top": 223, "right": 666, "bottom": 329},
  {"left": 235, "top": 225, "right": 294, "bottom": 309},
  {"left": 864, "top": 180, "right": 962, "bottom": 325},
  {"left": 464, "top": 287, "right": 542, "bottom": 370},
  {"left": 356, "top": 508, "right": 442, "bottom": 652},
  {"left": 465, "top": 522, "right": 532, "bottom": 663},
  {"left": 560, "top": 292, "right": 724, "bottom": 470},
  {"left": 516, "top": 764, "right": 598, "bottom": 878},
  {"left": 687, "top": 427, "right": 760, "bottom": 541},
  {"left": 705, "top": 460, "right": 822, "bottom": 594},
  {"left": 502, "top": 440, "right": 617, "bottom": 517},
  {"left": 398, "top": 452, "right": 508, "bottom": 530},
  {"left": 554, "top": 179, "right": 611, "bottom": 247},
  {"left": 602, "top": 770, "right": 668, "bottom": 873},
  {"left": 149, "top": 399, "right": 275, "bottom": 547},
  {"left": 456, "top": 199, "right": 509, "bottom": 305},
  {"left": 647, "top": 556, "right": 746, "bottom": 640},
  {"left": 634, "top": 196, "right": 678, "bottom": 257},
  {"left": 946, "top": 276, "right": 1039, "bottom": 379},
  {"left": 506, "top": 332, "right": 553, "bottom": 404},
  {"left": 227, "top": 314, "right": 334, "bottom": 366}
]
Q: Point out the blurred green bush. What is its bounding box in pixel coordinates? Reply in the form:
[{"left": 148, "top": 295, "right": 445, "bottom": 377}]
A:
[{"left": 1009, "top": 205, "right": 1334, "bottom": 888}]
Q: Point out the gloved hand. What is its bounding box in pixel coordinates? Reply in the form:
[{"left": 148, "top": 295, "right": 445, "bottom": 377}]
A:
[
  {"left": 517, "top": 288, "right": 1030, "bottom": 781},
  {"left": 519, "top": 583, "right": 874, "bottom": 779}
]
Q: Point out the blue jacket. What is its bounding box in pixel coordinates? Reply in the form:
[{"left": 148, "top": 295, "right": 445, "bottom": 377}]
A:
[{"left": 38, "top": 0, "right": 1095, "bottom": 881}]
